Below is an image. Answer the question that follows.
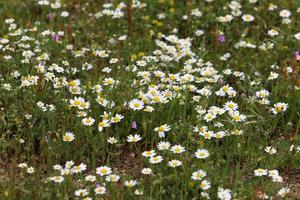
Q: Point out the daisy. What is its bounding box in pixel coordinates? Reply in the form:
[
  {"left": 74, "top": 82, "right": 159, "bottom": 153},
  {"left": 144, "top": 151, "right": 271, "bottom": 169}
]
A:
[
  {"left": 70, "top": 97, "right": 84, "bottom": 107},
  {"left": 144, "top": 106, "right": 154, "bottom": 112},
  {"left": 268, "top": 72, "right": 279, "bottom": 80},
  {"left": 264, "top": 146, "right": 277, "bottom": 154},
  {"left": 141, "top": 168, "right": 152, "bottom": 175},
  {"left": 111, "top": 114, "right": 124, "bottom": 123},
  {"left": 229, "top": 111, "right": 246, "bottom": 122},
  {"left": 294, "top": 32, "right": 300, "bottom": 40},
  {"left": 127, "top": 134, "right": 142, "bottom": 143},
  {"left": 200, "top": 130, "right": 215, "bottom": 140},
  {"left": 82, "top": 117, "right": 95, "bottom": 126},
  {"left": 204, "top": 113, "right": 216, "bottom": 122},
  {"left": 224, "top": 101, "right": 238, "bottom": 111},
  {"left": 168, "top": 160, "right": 182, "bottom": 168},
  {"left": 27, "top": 167, "right": 35, "bottom": 174},
  {"left": 75, "top": 189, "right": 88, "bottom": 197},
  {"left": 218, "top": 187, "right": 231, "bottom": 200},
  {"left": 191, "top": 169, "right": 206, "bottom": 180},
  {"left": 242, "top": 14, "right": 255, "bottom": 22},
  {"left": 200, "top": 180, "right": 211, "bottom": 190},
  {"left": 124, "top": 180, "right": 138, "bottom": 188},
  {"left": 149, "top": 156, "right": 163, "bottom": 164},
  {"left": 98, "top": 119, "right": 110, "bottom": 132},
  {"left": 279, "top": 9, "right": 291, "bottom": 18},
  {"left": 277, "top": 187, "right": 290, "bottom": 197},
  {"left": 142, "top": 150, "right": 156, "bottom": 157},
  {"left": 18, "top": 163, "right": 28, "bottom": 168},
  {"left": 50, "top": 176, "right": 64, "bottom": 183},
  {"left": 63, "top": 132, "right": 75, "bottom": 142},
  {"left": 71, "top": 163, "right": 87, "bottom": 173},
  {"left": 268, "top": 29, "right": 279, "bottom": 36},
  {"left": 271, "top": 102, "right": 288, "bottom": 114},
  {"left": 195, "top": 149, "right": 210, "bottom": 159},
  {"left": 65, "top": 161, "right": 74, "bottom": 168},
  {"left": 170, "top": 145, "right": 185, "bottom": 154},
  {"left": 106, "top": 174, "right": 120, "bottom": 182},
  {"left": 95, "top": 186, "right": 106, "bottom": 195},
  {"left": 154, "top": 124, "right": 171, "bottom": 138},
  {"left": 134, "top": 189, "right": 143, "bottom": 195},
  {"left": 254, "top": 168, "right": 268, "bottom": 176},
  {"left": 96, "top": 166, "right": 112, "bottom": 176},
  {"left": 85, "top": 175, "right": 96, "bottom": 182},
  {"left": 107, "top": 137, "right": 118, "bottom": 144},
  {"left": 129, "top": 99, "right": 144, "bottom": 110},
  {"left": 157, "top": 141, "right": 171, "bottom": 150}
]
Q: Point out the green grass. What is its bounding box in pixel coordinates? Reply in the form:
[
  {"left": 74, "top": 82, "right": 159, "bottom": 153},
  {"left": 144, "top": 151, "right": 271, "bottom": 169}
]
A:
[{"left": 0, "top": 0, "right": 300, "bottom": 199}]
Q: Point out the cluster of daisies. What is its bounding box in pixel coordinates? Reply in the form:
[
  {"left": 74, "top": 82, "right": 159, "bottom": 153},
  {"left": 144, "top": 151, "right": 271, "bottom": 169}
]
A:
[{"left": 1, "top": 0, "right": 299, "bottom": 199}]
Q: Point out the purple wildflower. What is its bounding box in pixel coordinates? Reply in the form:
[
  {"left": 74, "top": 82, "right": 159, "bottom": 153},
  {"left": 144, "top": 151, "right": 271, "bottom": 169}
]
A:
[
  {"left": 294, "top": 51, "right": 300, "bottom": 60},
  {"left": 131, "top": 121, "right": 137, "bottom": 129},
  {"left": 47, "top": 13, "right": 55, "bottom": 21},
  {"left": 218, "top": 34, "right": 226, "bottom": 43},
  {"left": 52, "top": 34, "right": 60, "bottom": 42}
]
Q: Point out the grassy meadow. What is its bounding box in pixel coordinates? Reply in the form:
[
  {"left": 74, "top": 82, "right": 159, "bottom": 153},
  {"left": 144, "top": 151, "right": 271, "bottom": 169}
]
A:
[{"left": 0, "top": 0, "right": 300, "bottom": 199}]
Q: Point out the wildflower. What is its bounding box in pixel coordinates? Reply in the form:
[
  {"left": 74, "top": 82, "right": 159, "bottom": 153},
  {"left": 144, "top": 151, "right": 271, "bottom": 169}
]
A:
[
  {"left": 254, "top": 168, "right": 268, "bottom": 176},
  {"left": 218, "top": 35, "right": 226, "bottom": 43},
  {"left": 144, "top": 106, "right": 154, "bottom": 112},
  {"left": 229, "top": 111, "right": 246, "bottom": 122},
  {"left": 157, "top": 141, "right": 171, "bottom": 150},
  {"left": 224, "top": 101, "right": 238, "bottom": 111},
  {"left": 124, "top": 180, "right": 138, "bottom": 188},
  {"left": 95, "top": 186, "right": 106, "bottom": 195},
  {"left": 264, "top": 146, "right": 277, "bottom": 154},
  {"left": 191, "top": 169, "right": 206, "bottom": 180},
  {"left": 127, "top": 134, "right": 142, "bottom": 143},
  {"left": 154, "top": 124, "right": 171, "bottom": 138},
  {"left": 129, "top": 99, "right": 144, "bottom": 110},
  {"left": 71, "top": 163, "right": 87, "bottom": 173},
  {"left": 195, "top": 149, "right": 210, "bottom": 159},
  {"left": 111, "top": 114, "right": 124, "bottom": 123},
  {"left": 200, "top": 180, "right": 211, "bottom": 190},
  {"left": 96, "top": 166, "right": 112, "bottom": 176},
  {"left": 27, "top": 167, "right": 35, "bottom": 174},
  {"left": 107, "top": 137, "right": 118, "bottom": 144},
  {"left": 142, "top": 150, "right": 156, "bottom": 157},
  {"left": 75, "top": 189, "right": 88, "bottom": 197},
  {"left": 141, "top": 168, "right": 153, "bottom": 175},
  {"left": 98, "top": 119, "right": 110, "bottom": 132},
  {"left": 218, "top": 187, "right": 232, "bottom": 200},
  {"left": 268, "top": 29, "right": 279, "bottom": 36},
  {"left": 271, "top": 102, "right": 288, "bottom": 114},
  {"left": 18, "top": 163, "right": 28, "bottom": 168},
  {"left": 131, "top": 121, "right": 138, "bottom": 129},
  {"left": 85, "top": 175, "right": 96, "bottom": 182},
  {"left": 277, "top": 187, "right": 290, "bottom": 197},
  {"left": 242, "top": 14, "right": 255, "bottom": 22},
  {"left": 149, "top": 156, "right": 163, "bottom": 164},
  {"left": 65, "top": 161, "right": 74, "bottom": 168},
  {"left": 268, "top": 72, "right": 279, "bottom": 80},
  {"left": 170, "top": 145, "right": 185, "bottom": 154},
  {"left": 106, "top": 174, "right": 120, "bottom": 182},
  {"left": 52, "top": 34, "right": 60, "bottom": 42},
  {"left": 49, "top": 176, "right": 64, "bottom": 183},
  {"left": 82, "top": 117, "right": 95, "bottom": 126},
  {"left": 295, "top": 32, "right": 300, "bottom": 40},
  {"left": 279, "top": 9, "right": 291, "bottom": 18},
  {"left": 134, "top": 189, "right": 143, "bottom": 195},
  {"left": 63, "top": 132, "right": 75, "bottom": 142},
  {"left": 200, "top": 130, "right": 215, "bottom": 139},
  {"left": 168, "top": 160, "right": 182, "bottom": 168}
]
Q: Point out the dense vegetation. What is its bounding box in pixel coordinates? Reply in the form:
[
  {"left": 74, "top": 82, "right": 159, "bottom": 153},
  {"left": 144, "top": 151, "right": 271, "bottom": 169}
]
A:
[{"left": 0, "top": 0, "right": 300, "bottom": 199}]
